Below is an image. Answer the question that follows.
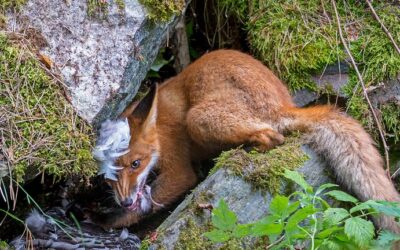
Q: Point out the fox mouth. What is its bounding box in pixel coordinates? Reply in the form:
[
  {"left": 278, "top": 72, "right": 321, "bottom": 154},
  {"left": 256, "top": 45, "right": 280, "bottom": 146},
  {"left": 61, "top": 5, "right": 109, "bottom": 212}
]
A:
[
  {"left": 126, "top": 185, "right": 162, "bottom": 212},
  {"left": 126, "top": 170, "right": 162, "bottom": 212}
]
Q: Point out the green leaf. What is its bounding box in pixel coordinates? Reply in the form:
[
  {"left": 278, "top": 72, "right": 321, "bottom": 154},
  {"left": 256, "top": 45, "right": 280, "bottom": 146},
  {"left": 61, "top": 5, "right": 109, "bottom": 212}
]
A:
[
  {"left": 315, "top": 197, "right": 331, "bottom": 210},
  {"left": 146, "top": 70, "right": 160, "bottom": 78},
  {"left": 258, "top": 214, "right": 281, "bottom": 225},
  {"left": 320, "top": 239, "right": 342, "bottom": 250},
  {"left": 366, "top": 200, "right": 400, "bottom": 217},
  {"left": 325, "top": 190, "right": 358, "bottom": 203},
  {"left": 150, "top": 56, "right": 172, "bottom": 72},
  {"left": 232, "top": 224, "right": 252, "bottom": 238},
  {"left": 316, "top": 226, "right": 343, "bottom": 239},
  {"left": 323, "top": 208, "right": 350, "bottom": 226},
  {"left": 212, "top": 199, "right": 237, "bottom": 231},
  {"left": 283, "top": 170, "right": 313, "bottom": 193},
  {"left": 373, "top": 230, "right": 400, "bottom": 248},
  {"left": 251, "top": 222, "right": 283, "bottom": 237},
  {"left": 349, "top": 203, "right": 371, "bottom": 214},
  {"left": 286, "top": 205, "right": 316, "bottom": 232},
  {"left": 204, "top": 229, "right": 230, "bottom": 242},
  {"left": 270, "top": 195, "right": 289, "bottom": 216},
  {"left": 284, "top": 201, "right": 300, "bottom": 218},
  {"left": 334, "top": 231, "right": 350, "bottom": 242},
  {"left": 315, "top": 183, "right": 339, "bottom": 195},
  {"left": 344, "top": 217, "right": 375, "bottom": 247}
]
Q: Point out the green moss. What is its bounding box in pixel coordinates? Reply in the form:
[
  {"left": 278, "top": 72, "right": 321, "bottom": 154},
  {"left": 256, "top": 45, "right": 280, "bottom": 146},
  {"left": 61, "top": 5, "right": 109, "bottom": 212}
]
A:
[
  {"left": 0, "top": 0, "right": 27, "bottom": 12},
  {"left": 175, "top": 218, "right": 264, "bottom": 249},
  {"left": 175, "top": 219, "right": 214, "bottom": 250},
  {"left": 212, "top": 135, "right": 309, "bottom": 194},
  {"left": 139, "top": 236, "right": 151, "bottom": 250},
  {"left": 188, "top": 190, "right": 214, "bottom": 216},
  {"left": 341, "top": 3, "right": 400, "bottom": 138},
  {"left": 245, "top": 0, "right": 344, "bottom": 92},
  {"left": 115, "top": 0, "right": 125, "bottom": 10},
  {"left": 87, "top": 0, "right": 109, "bottom": 18},
  {"left": 0, "top": 33, "right": 97, "bottom": 182},
  {"left": 86, "top": 0, "right": 125, "bottom": 18},
  {"left": 0, "top": 241, "right": 9, "bottom": 249},
  {"left": 220, "top": 0, "right": 400, "bottom": 92},
  {"left": 381, "top": 103, "right": 400, "bottom": 143},
  {"left": 217, "top": 0, "right": 248, "bottom": 23},
  {"left": 0, "top": 0, "right": 27, "bottom": 27},
  {"left": 218, "top": 0, "right": 400, "bottom": 148},
  {"left": 139, "top": 0, "right": 185, "bottom": 22}
]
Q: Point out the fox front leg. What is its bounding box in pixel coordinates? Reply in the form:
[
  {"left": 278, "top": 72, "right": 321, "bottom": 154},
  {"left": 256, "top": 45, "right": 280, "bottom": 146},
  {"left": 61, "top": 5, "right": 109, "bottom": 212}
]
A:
[{"left": 149, "top": 163, "right": 198, "bottom": 214}]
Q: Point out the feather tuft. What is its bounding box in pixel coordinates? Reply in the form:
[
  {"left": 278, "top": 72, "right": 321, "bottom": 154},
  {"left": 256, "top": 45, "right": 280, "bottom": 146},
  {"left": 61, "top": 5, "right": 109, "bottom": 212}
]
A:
[{"left": 93, "top": 118, "right": 131, "bottom": 180}]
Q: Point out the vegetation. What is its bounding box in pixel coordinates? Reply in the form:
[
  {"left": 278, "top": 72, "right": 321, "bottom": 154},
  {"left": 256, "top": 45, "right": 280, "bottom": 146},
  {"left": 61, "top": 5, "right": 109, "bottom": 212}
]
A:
[
  {"left": 212, "top": 135, "right": 309, "bottom": 194},
  {"left": 0, "top": 0, "right": 27, "bottom": 28},
  {"left": 86, "top": 0, "right": 184, "bottom": 21},
  {"left": 381, "top": 102, "right": 400, "bottom": 144},
  {"left": 217, "top": 0, "right": 400, "bottom": 145},
  {"left": 0, "top": 0, "right": 27, "bottom": 12},
  {"left": 139, "top": 0, "right": 185, "bottom": 22},
  {"left": 205, "top": 169, "right": 400, "bottom": 249},
  {"left": 0, "top": 33, "right": 96, "bottom": 182},
  {"left": 86, "top": 0, "right": 125, "bottom": 18}
]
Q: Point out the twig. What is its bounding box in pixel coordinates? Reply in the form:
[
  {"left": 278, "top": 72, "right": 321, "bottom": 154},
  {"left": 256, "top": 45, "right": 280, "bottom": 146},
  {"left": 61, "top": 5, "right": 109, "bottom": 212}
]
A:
[
  {"left": 365, "top": 0, "right": 400, "bottom": 55},
  {"left": 391, "top": 162, "right": 400, "bottom": 179},
  {"left": 331, "top": 0, "right": 391, "bottom": 176},
  {"left": 267, "top": 235, "right": 285, "bottom": 249}
]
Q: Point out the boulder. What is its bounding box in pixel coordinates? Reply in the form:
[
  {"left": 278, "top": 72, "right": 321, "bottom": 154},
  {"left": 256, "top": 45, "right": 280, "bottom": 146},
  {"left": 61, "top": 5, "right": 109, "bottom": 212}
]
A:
[
  {"left": 6, "top": 0, "right": 185, "bottom": 125},
  {"left": 148, "top": 139, "right": 335, "bottom": 249},
  {"left": 293, "top": 62, "right": 400, "bottom": 108}
]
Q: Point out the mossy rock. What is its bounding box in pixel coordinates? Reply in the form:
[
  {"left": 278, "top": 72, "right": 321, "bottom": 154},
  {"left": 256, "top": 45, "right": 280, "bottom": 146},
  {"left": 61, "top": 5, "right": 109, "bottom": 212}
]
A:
[
  {"left": 148, "top": 138, "right": 333, "bottom": 249},
  {"left": 211, "top": 135, "right": 310, "bottom": 194},
  {"left": 0, "top": 33, "right": 97, "bottom": 182},
  {"left": 217, "top": 0, "right": 400, "bottom": 146},
  {"left": 139, "top": 0, "right": 185, "bottom": 22}
]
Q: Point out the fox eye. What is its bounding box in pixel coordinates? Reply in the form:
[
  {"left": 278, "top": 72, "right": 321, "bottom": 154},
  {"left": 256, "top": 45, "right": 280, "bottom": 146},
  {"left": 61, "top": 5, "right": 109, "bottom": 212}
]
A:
[{"left": 131, "top": 159, "right": 141, "bottom": 169}]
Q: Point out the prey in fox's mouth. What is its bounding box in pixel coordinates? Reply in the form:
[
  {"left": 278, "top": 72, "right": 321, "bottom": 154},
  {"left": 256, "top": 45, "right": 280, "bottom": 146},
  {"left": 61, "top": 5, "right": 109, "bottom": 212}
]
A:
[
  {"left": 92, "top": 116, "right": 163, "bottom": 214},
  {"left": 118, "top": 170, "right": 162, "bottom": 213}
]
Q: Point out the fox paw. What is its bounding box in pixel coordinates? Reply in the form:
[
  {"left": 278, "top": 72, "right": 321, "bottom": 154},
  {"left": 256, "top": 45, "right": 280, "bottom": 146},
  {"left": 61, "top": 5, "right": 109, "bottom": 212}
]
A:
[{"left": 250, "top": 129, "right": 285, "bottom": 152}]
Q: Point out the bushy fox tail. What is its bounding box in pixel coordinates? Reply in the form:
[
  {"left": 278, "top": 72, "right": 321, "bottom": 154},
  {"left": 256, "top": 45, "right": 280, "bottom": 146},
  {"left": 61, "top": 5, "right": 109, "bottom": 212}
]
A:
[{"left": 282, "top": 105, "right": 400, "bottom": 232}]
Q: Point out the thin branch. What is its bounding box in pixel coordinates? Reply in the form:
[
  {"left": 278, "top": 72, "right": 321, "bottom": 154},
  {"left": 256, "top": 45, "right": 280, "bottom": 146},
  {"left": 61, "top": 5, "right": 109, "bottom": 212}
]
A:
[
  {"left": 391, "top": 163, "right": 400, "bottom": 179},
  {"left": 267, "top": 235, "right": 285, "bottom": 249},
  {"left": 331, "top": 0, "right": 391, "bottom": 176},
  {"left": 365, "top": 0, "right": 400, "bottom": 55}
]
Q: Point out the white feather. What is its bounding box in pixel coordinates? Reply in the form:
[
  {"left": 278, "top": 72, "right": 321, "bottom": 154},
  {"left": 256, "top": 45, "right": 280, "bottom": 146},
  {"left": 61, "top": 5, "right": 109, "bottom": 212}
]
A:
[{"left": 93, "top": 118, "right": 131, "bottom": 180}]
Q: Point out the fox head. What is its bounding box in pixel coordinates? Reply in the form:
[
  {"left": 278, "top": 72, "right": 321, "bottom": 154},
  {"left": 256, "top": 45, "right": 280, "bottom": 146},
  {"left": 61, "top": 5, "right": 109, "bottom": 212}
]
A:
[{"left": 93, "top": 84, "right": 161, "bottom": 214}]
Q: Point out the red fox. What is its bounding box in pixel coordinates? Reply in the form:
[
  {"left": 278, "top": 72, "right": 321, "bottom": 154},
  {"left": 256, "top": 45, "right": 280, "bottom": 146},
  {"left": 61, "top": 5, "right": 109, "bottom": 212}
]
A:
[{"left": 93, "top": 50, "right": 400, "bottom": 232}]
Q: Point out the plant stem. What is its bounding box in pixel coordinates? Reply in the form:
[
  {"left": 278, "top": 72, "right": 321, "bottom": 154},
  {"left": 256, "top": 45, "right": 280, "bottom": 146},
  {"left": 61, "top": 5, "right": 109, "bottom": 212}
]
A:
[{"left": 331, "top": 0, "right": 390, "bottom": 176}]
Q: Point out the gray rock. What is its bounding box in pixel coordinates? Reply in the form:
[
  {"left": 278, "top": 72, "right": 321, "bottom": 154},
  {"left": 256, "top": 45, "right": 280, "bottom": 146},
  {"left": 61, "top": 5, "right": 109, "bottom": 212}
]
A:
[
  {"left": 7, "top": 0, "right": 184, "bottom": 125},
  {"left": 149, "top": 146, "right": 334, "bottom": 249},
  {"left": 293, "top": 63, "right": 349, "bottom": 106},
  {"left": 11, "top": 208, "right": 141, "bottom": 250},
  {"left": 293, "top": 62, "right": 400, "bottom": 108},
  {"left": 369, "top": 77, "right": 400, "bottom": 107}
]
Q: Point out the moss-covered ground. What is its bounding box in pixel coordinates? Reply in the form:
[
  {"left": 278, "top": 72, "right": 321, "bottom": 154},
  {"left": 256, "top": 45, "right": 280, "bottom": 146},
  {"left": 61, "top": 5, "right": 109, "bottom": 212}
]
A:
[
  {"left": 0, "top": 32, "right": 97, "bottom": 182},
  {"left": 212, "top": 135, "right": 309, "bottom": 194},
  {"left": 0, "top": 0, "right": 26, "bottom": 12},
  {"left": 148, "top": 191, "right": 260, "bottom": 250},
  {"left": 139, "top": 0, "right": 185, "bottom": 22},
  {"left": 85, "top": 0, "right": 185, "bottom": 23},
  {"left": 86, "top": 0, "right": 126, "bottom": 18}
]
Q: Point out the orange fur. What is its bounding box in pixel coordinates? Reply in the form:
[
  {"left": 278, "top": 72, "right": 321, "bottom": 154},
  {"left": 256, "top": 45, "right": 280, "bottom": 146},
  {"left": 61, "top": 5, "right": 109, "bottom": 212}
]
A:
[{"left": 99, "top": 50, "right": 400, "bottom": 233}]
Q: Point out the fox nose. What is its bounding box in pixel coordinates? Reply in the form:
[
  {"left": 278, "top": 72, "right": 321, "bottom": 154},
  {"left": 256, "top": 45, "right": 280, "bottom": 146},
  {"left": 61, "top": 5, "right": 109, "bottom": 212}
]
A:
[{"left": 121, "top": 197, "right": 133, "bottom": 207}]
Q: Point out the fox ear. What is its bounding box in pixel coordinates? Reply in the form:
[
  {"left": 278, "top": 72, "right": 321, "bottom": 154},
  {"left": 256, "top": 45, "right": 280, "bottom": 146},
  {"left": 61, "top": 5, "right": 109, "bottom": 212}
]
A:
[{"left": 131, "top": 84, "right": 158, "bottom": 128}]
